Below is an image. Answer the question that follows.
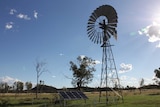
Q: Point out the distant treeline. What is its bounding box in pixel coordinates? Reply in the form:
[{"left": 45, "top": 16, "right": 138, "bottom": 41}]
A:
[{"left": 0, "top": 82, "right": 159, "bottom": 93}]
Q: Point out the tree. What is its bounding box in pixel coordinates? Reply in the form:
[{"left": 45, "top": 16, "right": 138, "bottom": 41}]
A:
[
  {"left": 25, "top": 82, "right": 32, "bottom": 93},
  {"left": 4, "top": 82, "right": 9, "bottom": 93},
  {"left": 154, "top": 68, "right": 160, "bottom": 85},
  {"left": 69, "top": 55, "right": 96, "bottom": 90},
  {"left": 13, "top": 81, "right": 24, "bottom": 92},
  {"left": 0, "top": 82, "right": 5, "bottom": 93},
  {"left": 35, "top": 59, "right": 47, "bottom": 98},
  {"left": 154, "top": 68, "right": 160, "bottom": 78},
  {"left": 139, "top": 78, "right": 144, "bottom": 94},
  {"left": 18, "top": 81, "right": 24, "bottom": 92}
]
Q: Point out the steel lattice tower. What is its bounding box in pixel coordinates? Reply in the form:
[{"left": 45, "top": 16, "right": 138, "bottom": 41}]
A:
[{"left": 99, "top": 39, "right": 123, "bottom": 104}]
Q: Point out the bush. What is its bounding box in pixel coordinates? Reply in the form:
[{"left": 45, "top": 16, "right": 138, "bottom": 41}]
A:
[{"left": 0, "top": 98, "right": 9, "bottom": 107}]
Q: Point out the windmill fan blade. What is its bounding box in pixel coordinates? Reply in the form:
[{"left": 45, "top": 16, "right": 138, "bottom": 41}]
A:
[
  {"left": 108, "top": 28, "right": 115, "bottom": 35},
  {"left": 87, "top": 25, "right": 95, "bottom": 32},
  {"left": 107, "top": 28, "right": 117, "bottom": 40},
  {"left": 108, "top": 26, "right": 116, "bottom": 32},
  {"left": 95, "top": 32, "right": 102, "bottom": 44},
  {"left": 100, "top": 33, "right": 103, "bottom": 44},
  {"left": 94, "top": 33, "right": 98, "bottom": 44},
  {"left": 88, "top": 30, "right": 96, "bottom": 40},
  {"left": 90, "top": 15, "right": 96, "bottom": 22},
  {"left": 90, "top": 13, "right": 98, "bottom": 21},
  {"left": 88, "top": 30, "right": 96, "bottom": 39},
  {"left": 91, "top": 32, "right": 97, "bottom": 43},
  {"left": 98, "top": 32, "right": 103, "bottom": 44},
  {"left": 88, "top": 18, "right": 95, "bottom": 23},
  {"left": 109, "top": 24, "right": 117, "bottom": 28},
  {"left": 96, "top": 33, "right": 99, "bottom": 44},
  {"left": 108, "top": 24, "right": 117, "bottom": 28},
  {"left": 87, "top": 28, "right": 94, "bottom": 35},
  {"left": 97, "top": 32, "right": 102, "bottom": 44},
  {"left": 88, "top": 21, "right": 95, "bottom": 25}
]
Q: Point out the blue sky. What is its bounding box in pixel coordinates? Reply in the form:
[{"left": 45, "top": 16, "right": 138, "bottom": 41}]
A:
[{"left": 0, "top": 0, "right": 160, "bottom": 88}]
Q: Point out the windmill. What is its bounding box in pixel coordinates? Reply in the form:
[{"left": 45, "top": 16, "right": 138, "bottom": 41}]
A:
[{"left": 87, "top": 5, "right": 123, "bottom": 104}]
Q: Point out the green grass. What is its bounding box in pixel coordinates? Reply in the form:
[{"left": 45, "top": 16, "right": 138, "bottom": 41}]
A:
[
  {"left": 0, "top": 93, "right": 55, "bottom": 107},
  {"left": 116, "top": 94, "right": 160, "bottom": 107},
  {"left": 64, "top": 89, "right": 160, "bottom": 107},
  {"left": 0, "top": 89, "right": 160, "bottom": 107}
]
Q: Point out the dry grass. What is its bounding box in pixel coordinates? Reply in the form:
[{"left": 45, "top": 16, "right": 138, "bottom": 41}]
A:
[{"left": 0, "top": 89, "right": 159, "bottom": 107}]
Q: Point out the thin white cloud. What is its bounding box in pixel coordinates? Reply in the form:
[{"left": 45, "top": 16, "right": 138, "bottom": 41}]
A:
[
  {"left": 5, "top": 22, "right": 14, "bottom": 30},
  {"left": 148, "top": 35, "right": 160, "bottom": 42},
  {"left": 120, "top": 75, "right": 127, "bottom": 81},
  {"left": 130, "top": 77, "right": 137, "bottom": 81},
  {"left": 17, "top": 13, "right": 31, "bottom": 20},
  {"left": 0, "top": 76, "right": 21, "bottom": 86},
  {"left": 91, "top": 75, "right": 153, "bottom": 88},
  {"left": 119, "top": 75, "right": 154, "bottom": 88},
  {"left": 120, "top": 76, "right": 136, "bottom": 86},
  {"left": 52, "top": 75, "right": 56, "bottom": 78},
  {"left": 59, "top": 53, "right": 64, "bottom": 56},
  {"left": 156, "top": 42, "right": 160, "bottom": 48},
  {"left": 119, "top": 63, "right": 132, "bottom": 73},
  {"left": 138, "top": 21, "right": 160, "bottom": 47},
  {"left": 143, "top": 77, "right": 154, "bottom": 85},
  {"left": 120, "top": 75, "right": 138, "bottom": 87},
  {"left": 9, "top": 9, "right": 17, "bottom": 15},
  {"left": 34, "top": 10, "right": 38, "bottom": 19}
]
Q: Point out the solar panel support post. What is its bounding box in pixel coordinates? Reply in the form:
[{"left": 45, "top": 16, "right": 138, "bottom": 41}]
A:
[{"left": 63, "top": 100, "right": 66, "bottom": 107}]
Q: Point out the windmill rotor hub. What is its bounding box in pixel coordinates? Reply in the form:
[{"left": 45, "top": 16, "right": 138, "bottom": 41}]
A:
[{"left": 99, "top": 20, "right": 108, "bottom": 31}]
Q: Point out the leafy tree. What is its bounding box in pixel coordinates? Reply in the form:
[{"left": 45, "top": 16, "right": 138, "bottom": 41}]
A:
[
  {"left": 18, "top": 81, "right": 24, "bottom": 91},
  {"left": 4, "top": 82, "right": 9, "bottom": 93},
  {"left": 154, "top": 68, "right": 160, "bottom": 85},
  {"left": 69, "top": 55, "right": 96, "bottom": 90},
  {"left": 0, "top": 82, "right": 5, "bottom": 93},
  {"left": 154, "top": 68, "right": 160, "bottom": 78},
  {"left": 0, "top": 82, "right": 9, "bottom": 93},
  {"left": 25, "top": 82, "right": 32, "bottom": 93},
  {"left": 13, "top": 81, "right": 24, "bottom": 92}
]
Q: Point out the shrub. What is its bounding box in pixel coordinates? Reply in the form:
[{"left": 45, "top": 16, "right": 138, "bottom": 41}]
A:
[{"left": 0, "top": 98, "right": 9, "bottom": 107}]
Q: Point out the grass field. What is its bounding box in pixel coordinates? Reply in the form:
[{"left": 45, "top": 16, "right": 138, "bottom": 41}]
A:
[{"left": 0, "top": 89, "right": 160, "bottom": 107}]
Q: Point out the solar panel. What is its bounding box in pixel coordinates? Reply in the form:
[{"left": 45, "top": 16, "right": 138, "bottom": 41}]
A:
[
  {"left": 66, "top": 91, "right": 76, "bottom": 99},
  {"left": 59, "top": 91, "right": 70, "bottom": 99},
  {"left": 58, "top": 91, "right": 88, "bottom": 100},
  {"left": 77, "top": 91, "right": 88, "bottom": 99},
  {"left": 72, "top": 91, "right": 82, "bottom": 99}
]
